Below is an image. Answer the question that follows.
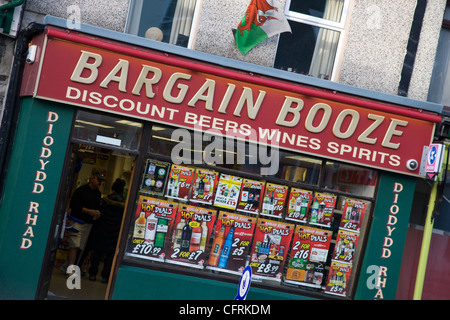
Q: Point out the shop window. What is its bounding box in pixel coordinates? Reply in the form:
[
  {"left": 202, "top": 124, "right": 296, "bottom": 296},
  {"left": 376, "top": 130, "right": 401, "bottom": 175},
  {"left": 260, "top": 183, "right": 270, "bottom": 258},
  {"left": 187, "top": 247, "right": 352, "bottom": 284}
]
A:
[
  {"left": 124, "top": 123, "right": 376, "bottom": 299},
  {"left": 274, "top": 0, "right": 349, "bottom": 80},
  {"left": 125, "top": 0, "right": 199, "bottom": 48},
  {"left": 73, "top": 110, "right": 143, "bottom": 151}
]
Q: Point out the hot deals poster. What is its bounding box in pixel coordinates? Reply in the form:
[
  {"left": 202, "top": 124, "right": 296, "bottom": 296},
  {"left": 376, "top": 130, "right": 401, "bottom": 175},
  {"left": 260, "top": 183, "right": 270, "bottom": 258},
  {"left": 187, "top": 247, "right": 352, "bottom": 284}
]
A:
[
  {"left": 309, "top": 193, "right": 337, "bottom": 227},
  {"left": 213, "top": 174, "right": 243, "bottom": 210},
  {"left": 165, "top": 204, "right": 216, "bottom": 269},
  {"left": 324, "top": 261, "right": 352, "bottom": 297},
  {"left": 249, "top": 219, "right": 294, "bottom": 279},
  {"left": 190, "top": 169, "right": 219, "bottom": 205},
  {"left": 206, "top": 212, "right": 256, "bottom": 274},
  {"left": 236, "top": 178, "right": 265, "bottom": 215},
  {"left": 339, "top": 198, "right": 367, "bottom": 233},
  {"left": 285, "top": 225, "right": 332, "bottom": 287},
  {"left": 260, "top": 183, "right": 288, "bottom": 219},
  {"left": 128, "top": 196, "right": 178, "bottom": 261},
  {"left": 285, "top": 188, "right": 313, "bottom": 223},
  {"left": 332, "top": 229, "right": 360, "bottom": 265},
  {"left": 165, "top": 165, "right": 195, "bottom": 201}
]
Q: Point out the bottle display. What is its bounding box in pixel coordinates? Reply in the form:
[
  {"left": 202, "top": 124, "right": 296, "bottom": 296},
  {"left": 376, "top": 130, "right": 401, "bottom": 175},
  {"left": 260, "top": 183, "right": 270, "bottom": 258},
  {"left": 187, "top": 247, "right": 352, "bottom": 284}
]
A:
[
  {"left": 165, "top": 204, "right": 217, "bottom": 268},
  {"left": 128, "top": 159, "right": 370, "bottom": 298}
]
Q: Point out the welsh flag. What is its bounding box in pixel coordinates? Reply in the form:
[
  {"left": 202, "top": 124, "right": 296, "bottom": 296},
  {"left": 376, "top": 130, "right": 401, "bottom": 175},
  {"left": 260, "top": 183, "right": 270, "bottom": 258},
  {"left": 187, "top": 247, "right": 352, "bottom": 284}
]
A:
[{"left": 236, "top": 0, "right": 292, "bottom": 55}]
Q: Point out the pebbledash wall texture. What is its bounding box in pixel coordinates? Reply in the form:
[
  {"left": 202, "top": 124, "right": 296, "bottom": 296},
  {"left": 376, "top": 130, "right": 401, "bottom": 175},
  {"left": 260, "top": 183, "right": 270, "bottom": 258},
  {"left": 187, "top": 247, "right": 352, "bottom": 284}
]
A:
[{"left": 0, "top": 0, "right": 447, "bottom": 120}]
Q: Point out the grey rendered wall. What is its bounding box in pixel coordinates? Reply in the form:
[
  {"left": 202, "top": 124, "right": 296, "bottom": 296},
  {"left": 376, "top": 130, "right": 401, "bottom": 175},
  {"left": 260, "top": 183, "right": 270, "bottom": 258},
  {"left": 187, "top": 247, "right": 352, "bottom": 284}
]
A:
[{"left": 337, "top": 0, "right": 446, "bottom": 100}]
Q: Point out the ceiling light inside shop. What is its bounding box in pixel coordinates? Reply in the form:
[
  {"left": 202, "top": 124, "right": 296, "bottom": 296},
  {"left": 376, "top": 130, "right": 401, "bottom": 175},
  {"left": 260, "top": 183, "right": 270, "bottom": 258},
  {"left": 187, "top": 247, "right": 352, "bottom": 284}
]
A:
[
  {"left": 115, "top": 120, "right": 143, "bottom": 127},
  {"left": 76, "top": 120, "right": 115, "bottom": 129}
]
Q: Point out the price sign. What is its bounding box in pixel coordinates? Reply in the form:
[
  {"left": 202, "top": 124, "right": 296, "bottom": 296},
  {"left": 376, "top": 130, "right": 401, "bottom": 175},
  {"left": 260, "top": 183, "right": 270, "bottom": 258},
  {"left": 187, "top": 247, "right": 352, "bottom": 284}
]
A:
[
  {"left": 236, "top": 178, "right": 265, "bottom": 215},
  {"left": 165, "top": 165, "right": 195, "bottom": 201},
  {"left": 127, "top": 196, "right": 178, "bottom": 262},
  {"left": 213, "top": 174, "right": 243, "bottom": 210},
  {"left": 206, "top": 212, "right": 256, "bottom": 274},
  {"left": 249, "top": 219, "right": 294, "bottom": 279},
  {"left": 165, "top": 204, "right": 216, "bottom": 269},
  {"left": 332, "top": 229, "right": 360, "bottom": 264},
  {"left": 190, "top": 169, "right": 219, "bottom": 205}
]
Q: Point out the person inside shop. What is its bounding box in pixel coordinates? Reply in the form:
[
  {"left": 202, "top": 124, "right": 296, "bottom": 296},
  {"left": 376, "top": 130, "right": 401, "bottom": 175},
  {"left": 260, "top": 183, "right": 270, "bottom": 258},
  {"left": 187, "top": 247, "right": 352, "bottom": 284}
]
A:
[
  {"left": 88, "top": 178, "right": 126, "bottom": 282},
  {"left": 65, "top": 171, "right": 105, "bottom": 273}
]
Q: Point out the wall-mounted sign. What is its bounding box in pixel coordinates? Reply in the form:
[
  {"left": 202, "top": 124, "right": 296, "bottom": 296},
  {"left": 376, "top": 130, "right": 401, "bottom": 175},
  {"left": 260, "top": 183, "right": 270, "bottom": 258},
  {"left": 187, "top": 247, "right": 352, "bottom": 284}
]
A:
[
  {"left": 22, "top": 27, "right": 441, "bottom": 177},
  {"left": 425, "top": 144, "right": 445, "bottom": 179}
]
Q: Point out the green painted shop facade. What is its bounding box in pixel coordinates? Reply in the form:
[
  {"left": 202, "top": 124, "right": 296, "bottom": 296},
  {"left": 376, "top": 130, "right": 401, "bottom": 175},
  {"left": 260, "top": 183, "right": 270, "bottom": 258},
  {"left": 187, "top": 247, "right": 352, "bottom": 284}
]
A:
[{"left": 0, "top": 17, "right": 442, "bottom": 300}]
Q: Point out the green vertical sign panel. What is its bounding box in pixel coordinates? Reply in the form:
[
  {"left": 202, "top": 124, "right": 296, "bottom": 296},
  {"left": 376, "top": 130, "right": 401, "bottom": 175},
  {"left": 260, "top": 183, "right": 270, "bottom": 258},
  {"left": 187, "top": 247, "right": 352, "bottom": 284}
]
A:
[
  {"left": 0, "top": 98, "right": 73, "bottom": 299},
  {"left": 354, "top": 172, "right": 416, "bottom": 300}
]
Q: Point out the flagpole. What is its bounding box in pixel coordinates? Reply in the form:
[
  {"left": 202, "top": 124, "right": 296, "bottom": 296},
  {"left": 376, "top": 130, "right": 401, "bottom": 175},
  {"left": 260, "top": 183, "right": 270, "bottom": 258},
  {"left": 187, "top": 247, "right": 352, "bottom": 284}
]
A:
[
  {"left": 413, "top": 144, "right": 448, "bottom": 300},
  {"left": 412, "top": 180, "right": 436, "bottom": 300}
]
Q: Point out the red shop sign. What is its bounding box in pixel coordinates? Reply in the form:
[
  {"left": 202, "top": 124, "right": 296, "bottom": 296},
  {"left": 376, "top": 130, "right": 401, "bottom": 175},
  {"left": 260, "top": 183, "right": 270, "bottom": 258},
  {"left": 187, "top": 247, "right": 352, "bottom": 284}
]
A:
[{"left": 22, "top": 27, "right": 440, "bottom": 176}]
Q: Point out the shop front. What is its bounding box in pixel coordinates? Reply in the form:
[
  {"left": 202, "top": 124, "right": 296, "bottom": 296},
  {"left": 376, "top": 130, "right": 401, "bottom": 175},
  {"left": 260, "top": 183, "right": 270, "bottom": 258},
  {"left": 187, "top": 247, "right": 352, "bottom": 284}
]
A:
[{"left": 0, "top": 17, "right": 442, "bottom": 300}]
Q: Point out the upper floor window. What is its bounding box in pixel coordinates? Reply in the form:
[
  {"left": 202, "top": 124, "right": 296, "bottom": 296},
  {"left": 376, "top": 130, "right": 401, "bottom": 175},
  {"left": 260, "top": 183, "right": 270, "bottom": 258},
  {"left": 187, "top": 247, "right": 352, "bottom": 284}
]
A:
[
  {"left": 125, "top": 0, "right": 199, "bottom": 48},
  {"left": 274, "top": 0, "right": 350, "bottom": 80},
  {"left": 428, "top": 6, "right": 450, "bottom": 107}
]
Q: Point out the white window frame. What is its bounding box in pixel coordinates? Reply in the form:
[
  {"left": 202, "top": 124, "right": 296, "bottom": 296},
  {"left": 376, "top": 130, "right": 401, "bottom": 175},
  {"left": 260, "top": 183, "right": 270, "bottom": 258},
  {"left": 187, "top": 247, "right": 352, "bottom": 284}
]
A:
[
  {"left": 280, "top": 0, "right": 351, "bottom": 81},
  {"left": 124, "top": 0, "right": 203, "bottom": 50}
]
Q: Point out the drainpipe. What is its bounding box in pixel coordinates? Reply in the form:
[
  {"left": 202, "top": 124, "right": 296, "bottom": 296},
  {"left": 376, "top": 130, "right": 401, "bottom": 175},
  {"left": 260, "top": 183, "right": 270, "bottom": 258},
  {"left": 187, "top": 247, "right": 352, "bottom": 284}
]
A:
[
  {"left": 0, "top": 21, "right": 43, "bottom": 201},
  {"left": 413, "top": 144, "right": 448, "bottom": 299},
  {"left": 0, "top": 0, "right": 25, "bottom": 34}
]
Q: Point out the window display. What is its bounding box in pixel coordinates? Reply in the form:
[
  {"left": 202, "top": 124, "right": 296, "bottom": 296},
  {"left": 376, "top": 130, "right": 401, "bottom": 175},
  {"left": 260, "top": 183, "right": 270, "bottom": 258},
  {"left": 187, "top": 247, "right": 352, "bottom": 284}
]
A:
[{"left": 124, "top": 124, "right": 378, "bottom": 299}]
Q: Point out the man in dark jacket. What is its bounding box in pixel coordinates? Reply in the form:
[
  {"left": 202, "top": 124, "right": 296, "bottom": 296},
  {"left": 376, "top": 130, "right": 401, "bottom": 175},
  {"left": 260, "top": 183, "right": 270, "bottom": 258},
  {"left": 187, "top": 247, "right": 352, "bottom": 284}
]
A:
[
  {"left": 66, "top": 171, "right": 105, "bottom": 270},
  {"left": 88, "top": 178, "right": 126, "bottom": 282}
]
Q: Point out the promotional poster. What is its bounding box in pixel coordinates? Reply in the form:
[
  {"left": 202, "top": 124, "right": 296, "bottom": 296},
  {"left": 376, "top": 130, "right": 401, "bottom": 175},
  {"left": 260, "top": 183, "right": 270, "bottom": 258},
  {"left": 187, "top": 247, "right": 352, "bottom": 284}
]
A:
[
  {"left": 324, "top": 261, "right": 352, "bottom": 297},
  {"left": 309, "top": 193, "right": 337, "bottom": 227},
  {"left": 249, "top": 219, "right": 294, "bottom": 280},
  {"left": 285, "top": 188, "right": 313, "bottom": 223},
  {"left": 127, "top": 196, "right": 178, "bottom": 261},
  {"left": 206, "top": 212, "right": 256, "bottom": 274},
  {"left": 259, "top": 183, "right": 289, "bottom": 219},
  {"left": 339, "top": 198, "right": 367, "bottom": 233},
  {"left": 285, "top": 225, "right": 332, "bottom": 288},
  {"left": 165, "top": 204, "right": 217, "bottom": 269},
  {"left": 190, "top": 168, "right": 219, "bottom": 205},
  {"left": 236, "top": 178, "right": 265, "bottom": 215},
  {"left": 213, "top": 174, "right": 243, "bottom": 210},
  {"left": 332, "top": 229, "right": 360, "bottom": 265},
  {"left": 140, "top": 159, "right": 171, "bottom": 196},
  {"left": 165, "top": 165, "right": 195, "bottom": 201}
]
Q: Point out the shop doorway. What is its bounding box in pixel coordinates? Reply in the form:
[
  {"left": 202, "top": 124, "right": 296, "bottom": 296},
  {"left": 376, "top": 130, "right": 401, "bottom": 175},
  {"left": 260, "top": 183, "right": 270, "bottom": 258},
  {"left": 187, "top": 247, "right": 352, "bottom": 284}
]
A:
[{"left": 39, "top": 142, "right": 136, "bottom": 300}]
